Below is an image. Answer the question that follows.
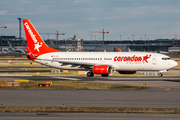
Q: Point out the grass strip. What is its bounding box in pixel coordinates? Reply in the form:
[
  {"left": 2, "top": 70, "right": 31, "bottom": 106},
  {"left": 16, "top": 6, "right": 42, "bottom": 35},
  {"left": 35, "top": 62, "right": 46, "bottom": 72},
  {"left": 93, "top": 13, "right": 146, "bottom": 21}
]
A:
[
  {"left": 0, "top": 107, "right": 180, "bottom": 114},
  {"left": 0, "top": 80, "right": 141, "bottom": 90}
]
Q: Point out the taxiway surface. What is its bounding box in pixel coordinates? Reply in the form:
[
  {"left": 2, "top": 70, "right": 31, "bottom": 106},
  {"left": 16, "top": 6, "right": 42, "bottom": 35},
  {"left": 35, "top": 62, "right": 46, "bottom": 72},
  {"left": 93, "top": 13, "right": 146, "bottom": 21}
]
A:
[
  {"left": 0, "top": 113, "right": 180, "bottom": 120},
  {"left": 0, "top": 75, "right": 180, "bottom": 88},
  {"left": 0, "top": 75, "right": 180, "bottom": 108},
  {"left": 0, "top": 88, "right": 180, "bottom": 108}
]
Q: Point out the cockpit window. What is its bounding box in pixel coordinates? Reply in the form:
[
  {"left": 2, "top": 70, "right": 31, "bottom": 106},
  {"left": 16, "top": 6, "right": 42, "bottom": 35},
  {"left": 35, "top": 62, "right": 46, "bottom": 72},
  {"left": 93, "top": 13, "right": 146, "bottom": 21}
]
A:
[{"left": 162, "top": 58, "right": 171, "bottom": 60}]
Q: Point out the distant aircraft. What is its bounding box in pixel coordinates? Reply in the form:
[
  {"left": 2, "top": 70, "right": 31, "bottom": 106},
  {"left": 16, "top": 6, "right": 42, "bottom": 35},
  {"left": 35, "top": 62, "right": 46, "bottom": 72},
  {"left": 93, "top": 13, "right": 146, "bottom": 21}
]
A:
[
  {"left": 127, "top": 48, "right": 131, "bottom": 52},
  {"left": 118, "top": 48, "right": 132, "bottom": 52},
  {"left": 160, "top": 51, "right": 169, "bottom": 54},
  {"left": 118, "top": 48, "right": 121, "bottom": 52},
  {"left": 1, "top": 49, "right": 8, "bottom": 53},
  {"left": 50, "top": 41, "right": 55, "bottom": 45},
  {"left": 7, "top": 41, "right": 26, "bottom": 53},
  {"left": 23, "top": 19, "right": 178, "bottom": 77}
]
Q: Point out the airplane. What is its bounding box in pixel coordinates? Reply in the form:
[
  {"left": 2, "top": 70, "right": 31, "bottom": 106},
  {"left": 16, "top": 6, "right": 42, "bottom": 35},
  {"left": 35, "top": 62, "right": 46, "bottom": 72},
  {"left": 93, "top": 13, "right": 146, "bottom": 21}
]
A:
[
  {"left": 7, "top": 41, "right": 26, "bottom": 53},
  {"left": 160, "top": 51, "right": 169, "bottom": 54},
  {"left": 50, "top": 40, "right": 55, "bottom": 45},
  {"left": 118, "top": 48, "right": 121, "bottom": 52},
  {"left": 23, "top": 19, "right": 178, "bottom": 77},
  {"left": 118, "top": 48, "right": 131, "bottom": 52}
]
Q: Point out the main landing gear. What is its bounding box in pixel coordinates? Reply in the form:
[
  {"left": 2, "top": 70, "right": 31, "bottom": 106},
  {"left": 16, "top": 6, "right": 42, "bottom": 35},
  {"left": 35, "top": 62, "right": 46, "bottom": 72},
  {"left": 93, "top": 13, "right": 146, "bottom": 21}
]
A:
[
  {"left": 87, "top": 71, "right": 94, "bottom": 77},
  {"left": 86, "top": 71, "right": 109, "bottom": 77},
  {"left": 158, "top": 73, "right": 163, "bottom": 77}
]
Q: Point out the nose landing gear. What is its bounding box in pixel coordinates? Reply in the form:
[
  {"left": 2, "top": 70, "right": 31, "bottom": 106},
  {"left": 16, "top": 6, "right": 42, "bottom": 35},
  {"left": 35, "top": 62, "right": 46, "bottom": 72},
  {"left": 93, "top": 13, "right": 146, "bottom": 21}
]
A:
[{"left": 158, "top": 73, "right": 163, "bottom": 77}]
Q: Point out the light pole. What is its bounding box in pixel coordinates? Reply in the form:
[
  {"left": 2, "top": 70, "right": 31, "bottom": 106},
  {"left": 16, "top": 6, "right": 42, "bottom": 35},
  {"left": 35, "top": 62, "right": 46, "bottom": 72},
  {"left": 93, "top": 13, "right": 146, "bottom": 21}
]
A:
[
  {"left": 175, "top": 35, "right": 177, "bottom": 40},
  {"left": 144, "top": 35, "right": 146, "bottom": 51},
  {"left": 147, "top": 38, "right": 149, "bottom": 51},
  {"left": 132, "top": 35, "right": 134, "bottom": 44},
  {"left": 94, "top": 35, "right": 97, "bottom": 51},
  {"left": 90, "top": 34, "right": 93, "bottom": 41},
  {"left": 132, "top": 35, "right": 134, "bottom": 40},
  {"left": 140, "top": 38, "right": 142, "bottom": 51},
  {"left": 120, "top": 35, "right": 121, "bottom": 44},
  {"left": 159, "top": 37, "right": 161, "bottom": 51},
  {"left": 17, "top": 18, "right": 22, "bottom": 40}
]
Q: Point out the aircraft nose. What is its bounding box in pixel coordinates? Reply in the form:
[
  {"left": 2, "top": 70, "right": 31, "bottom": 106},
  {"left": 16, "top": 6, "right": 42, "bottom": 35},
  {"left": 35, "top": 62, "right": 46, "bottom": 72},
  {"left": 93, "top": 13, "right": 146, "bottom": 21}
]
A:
[{"left": 172, "top": 60, "right": 178, "bottom": 68}]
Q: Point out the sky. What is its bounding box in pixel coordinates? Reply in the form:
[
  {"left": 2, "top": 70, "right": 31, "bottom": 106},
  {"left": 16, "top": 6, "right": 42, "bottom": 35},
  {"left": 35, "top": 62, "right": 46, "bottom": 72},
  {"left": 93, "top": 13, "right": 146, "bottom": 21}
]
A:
[{"left": 1, "top": 0, "right": 180, "bottom": 41}]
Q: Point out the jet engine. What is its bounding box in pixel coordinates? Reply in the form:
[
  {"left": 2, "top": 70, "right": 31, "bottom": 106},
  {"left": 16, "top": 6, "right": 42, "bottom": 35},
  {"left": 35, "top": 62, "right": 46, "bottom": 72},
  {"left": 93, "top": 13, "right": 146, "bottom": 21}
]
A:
[{"left": 93, "top": 65, "right": 112, "bottom": 74}]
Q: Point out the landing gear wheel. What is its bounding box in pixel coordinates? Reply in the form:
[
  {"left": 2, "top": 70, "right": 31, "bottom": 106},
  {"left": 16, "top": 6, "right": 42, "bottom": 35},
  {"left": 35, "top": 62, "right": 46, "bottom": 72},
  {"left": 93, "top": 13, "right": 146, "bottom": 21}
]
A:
[
  {"left": 158, "top": 73, "right": 163, "bottom": 77},
  {"left": 101, "top": 74, "right": 109, "bottom": 77},
  {"left": 87, "top": 71, "right": 94, "bottom": 77}
]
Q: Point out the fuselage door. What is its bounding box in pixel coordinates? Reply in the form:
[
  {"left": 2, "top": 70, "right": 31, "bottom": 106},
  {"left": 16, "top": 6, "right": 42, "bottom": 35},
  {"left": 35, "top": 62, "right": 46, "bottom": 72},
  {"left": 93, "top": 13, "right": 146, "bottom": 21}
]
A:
[{"left": 152, "top": 55, "right": 157, "bottom": 65}]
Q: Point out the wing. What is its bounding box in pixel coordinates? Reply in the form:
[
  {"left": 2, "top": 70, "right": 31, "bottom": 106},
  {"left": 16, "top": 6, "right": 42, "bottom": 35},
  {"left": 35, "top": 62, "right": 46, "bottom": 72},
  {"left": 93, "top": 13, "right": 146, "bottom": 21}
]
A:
[{"left": 36, "top": 58, "right": 98, "bottom": 69}]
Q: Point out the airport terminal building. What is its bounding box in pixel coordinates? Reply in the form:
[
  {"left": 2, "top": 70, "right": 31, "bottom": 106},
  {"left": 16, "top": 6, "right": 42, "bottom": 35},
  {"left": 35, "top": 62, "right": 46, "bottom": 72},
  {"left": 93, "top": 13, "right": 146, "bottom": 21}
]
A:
[{"left": 0, "top": 35, "right": 180, "bottom": 53}]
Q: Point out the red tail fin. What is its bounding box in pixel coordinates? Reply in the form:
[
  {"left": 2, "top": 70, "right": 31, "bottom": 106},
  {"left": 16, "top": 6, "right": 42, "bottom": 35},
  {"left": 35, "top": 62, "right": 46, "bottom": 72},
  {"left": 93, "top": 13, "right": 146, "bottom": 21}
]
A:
[
  {"left": 118, "top": 48, "right": 121, "bottom": 52},
  {"left": 23, "top": 19, "right": 61, "bottom": 56}
]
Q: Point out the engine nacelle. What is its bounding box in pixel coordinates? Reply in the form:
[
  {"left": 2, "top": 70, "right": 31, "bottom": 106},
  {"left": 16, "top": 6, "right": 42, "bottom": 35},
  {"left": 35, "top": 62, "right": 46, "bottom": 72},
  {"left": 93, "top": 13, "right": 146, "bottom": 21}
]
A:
[
  {"left": 93, "top": 65, "right": 111, "bottom": 74},
  {"left": 118, "top": 71, "right": 136, "bottom": 74}
]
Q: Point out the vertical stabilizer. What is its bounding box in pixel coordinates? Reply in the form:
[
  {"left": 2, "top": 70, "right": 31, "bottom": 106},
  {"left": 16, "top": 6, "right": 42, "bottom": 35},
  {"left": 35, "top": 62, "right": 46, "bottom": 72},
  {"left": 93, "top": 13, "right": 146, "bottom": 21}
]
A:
[
  {"left": 118, "top": 48, "right": 121, "bottom": 52},
  {"left": 7, "top": 41, "right": 12, "bottom": 48},
  {"left": 23, "top": 19, "right": 61, "bottom": 56}
]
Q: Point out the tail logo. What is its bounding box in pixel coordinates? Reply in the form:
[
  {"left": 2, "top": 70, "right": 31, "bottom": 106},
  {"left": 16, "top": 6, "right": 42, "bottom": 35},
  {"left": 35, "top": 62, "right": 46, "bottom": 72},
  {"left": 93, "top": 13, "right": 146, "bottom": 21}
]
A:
[
  {"left": 34, "top": 42, "right": 42, "bottom": 52},
  {"left": 24, "top": 22, "right": 42, "bottom": 52}
]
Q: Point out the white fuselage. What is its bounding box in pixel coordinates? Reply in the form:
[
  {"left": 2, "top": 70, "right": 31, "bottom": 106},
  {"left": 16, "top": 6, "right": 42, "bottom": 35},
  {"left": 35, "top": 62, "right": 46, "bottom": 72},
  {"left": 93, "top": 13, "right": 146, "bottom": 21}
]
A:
[{"left": 35, "top": 52, "right": 178, "bottom": 72}]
